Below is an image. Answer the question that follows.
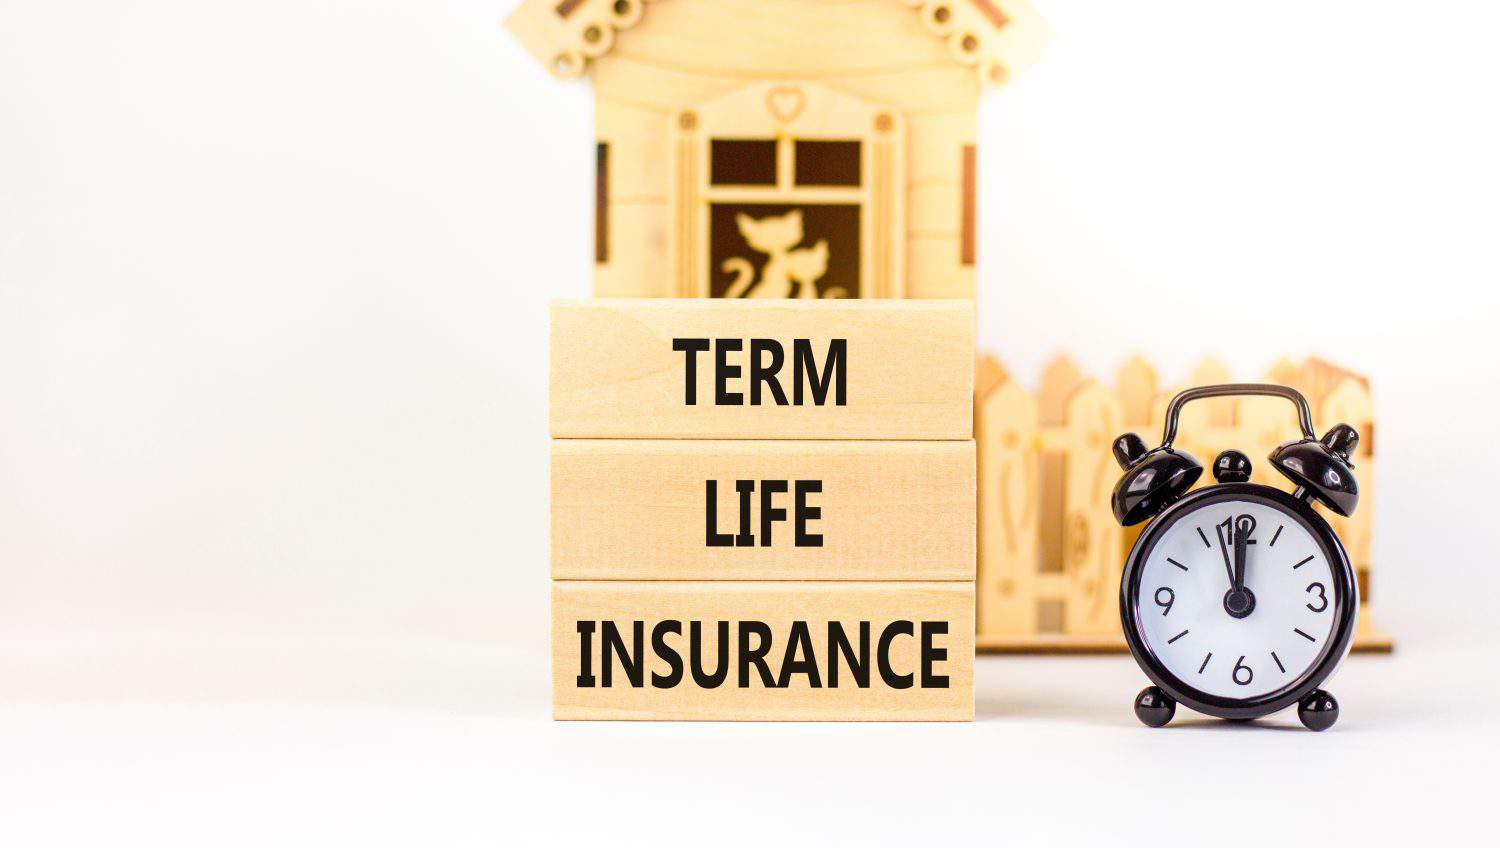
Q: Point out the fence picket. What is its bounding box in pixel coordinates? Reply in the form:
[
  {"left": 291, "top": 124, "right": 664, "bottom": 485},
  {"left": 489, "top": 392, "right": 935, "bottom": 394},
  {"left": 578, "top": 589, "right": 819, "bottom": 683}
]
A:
[
  {"left": 1115, "top": 355, "right": 1158, "bottom": 428},
  {"left": 975, "top": 373, "right": 1039, "bottom": 637}
]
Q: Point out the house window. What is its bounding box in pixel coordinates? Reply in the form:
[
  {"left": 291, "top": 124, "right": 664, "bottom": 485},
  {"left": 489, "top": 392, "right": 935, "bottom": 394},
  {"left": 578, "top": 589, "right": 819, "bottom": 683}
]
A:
[
  {"left": 794, "top": 140, "right": 862, "bottom": 187},
  {"left": 709, "top": 202, "right": 860, "bottom": 299},
  {"left": 961, "top": 144, "right": 977, "bottom": 266},
  {"left": 710, "top": 140, "right": 777, "bottom": 186},
  {"left": 595, "top": 142, "right": 609, "bottom": 264},
  {"left": 704, "top": 136, "right": 865, "bottom": 299},
  {"left": 674, "top": 83, "right": 904, "bottom": 299}
]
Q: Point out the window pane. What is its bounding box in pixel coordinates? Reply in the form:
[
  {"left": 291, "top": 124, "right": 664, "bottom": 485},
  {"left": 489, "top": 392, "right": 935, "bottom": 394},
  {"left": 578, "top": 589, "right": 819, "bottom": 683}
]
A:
[
  {"left": 961, "top": 144, "right": 976, "bottom": 266},
  {"left": 595, "top": 142, "right": 609, "bottom": 264},
  {"left": 710, "top": 139, "right": 777, "bottom": 185},
  {"left": 709, "top": 204, "right": 861, "bottom": 299},
  {"left": 794, "top": 140, "right": 861, "bottom": 187}
]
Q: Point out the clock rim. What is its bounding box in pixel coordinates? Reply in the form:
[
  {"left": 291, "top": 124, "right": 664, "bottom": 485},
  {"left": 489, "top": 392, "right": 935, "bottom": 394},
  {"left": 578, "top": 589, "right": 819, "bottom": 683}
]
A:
[{"left": 1119, "top": 482, "right": 1358, "bottom": 720}]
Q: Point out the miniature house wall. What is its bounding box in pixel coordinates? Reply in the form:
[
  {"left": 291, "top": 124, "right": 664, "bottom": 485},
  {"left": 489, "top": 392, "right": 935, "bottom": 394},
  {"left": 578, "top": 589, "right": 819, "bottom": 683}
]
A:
[{"left": 506, "top": 0, "right": 1049, "bottom": 300}]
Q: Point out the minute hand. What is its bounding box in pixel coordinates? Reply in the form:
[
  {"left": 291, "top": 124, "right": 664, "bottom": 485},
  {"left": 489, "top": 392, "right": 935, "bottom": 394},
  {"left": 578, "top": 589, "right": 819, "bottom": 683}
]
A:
[
  {"left": 1215, "top": 521, "right": 1235, "bottom": 586},
  {"left": 1232, "top": 517, "right": 1250, "bottom": 591}
]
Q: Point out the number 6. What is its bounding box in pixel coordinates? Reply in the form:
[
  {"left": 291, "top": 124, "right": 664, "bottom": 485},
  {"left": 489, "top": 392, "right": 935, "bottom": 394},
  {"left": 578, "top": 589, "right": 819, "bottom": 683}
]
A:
[{"left": 1233, "top": 655, "right": 1254, "bottom": 686}]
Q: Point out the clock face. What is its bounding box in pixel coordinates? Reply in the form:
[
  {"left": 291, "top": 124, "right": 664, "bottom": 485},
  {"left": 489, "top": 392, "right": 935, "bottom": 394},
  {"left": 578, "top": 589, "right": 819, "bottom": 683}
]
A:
[{"left": 1127, "top": 487, "right": 1355, "bottom": 706}]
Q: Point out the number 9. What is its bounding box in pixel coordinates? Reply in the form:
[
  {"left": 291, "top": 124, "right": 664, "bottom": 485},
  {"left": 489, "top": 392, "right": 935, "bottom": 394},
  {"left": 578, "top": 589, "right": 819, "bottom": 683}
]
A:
[{"left": 1154, "top": 587, "right": 1174, "bottom": 616}]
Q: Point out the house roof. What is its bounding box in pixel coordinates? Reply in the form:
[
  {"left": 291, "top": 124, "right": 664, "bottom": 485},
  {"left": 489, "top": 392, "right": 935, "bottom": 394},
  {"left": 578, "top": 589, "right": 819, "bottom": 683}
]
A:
[{"left": 504, "top": 0, "right": 1049, "bottom": 86}]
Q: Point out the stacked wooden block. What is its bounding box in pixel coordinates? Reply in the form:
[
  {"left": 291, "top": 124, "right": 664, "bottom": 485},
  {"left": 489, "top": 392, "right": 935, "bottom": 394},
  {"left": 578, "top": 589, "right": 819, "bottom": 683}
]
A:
[{"left": 550, "top": 299, "right": 976, "bottom": 720}]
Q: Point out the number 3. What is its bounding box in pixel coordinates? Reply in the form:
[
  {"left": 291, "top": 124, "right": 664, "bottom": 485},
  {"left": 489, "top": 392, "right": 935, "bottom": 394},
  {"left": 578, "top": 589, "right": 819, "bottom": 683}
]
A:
[{"left": 1306, "top": 582, "right": 1328, "bottom": 613}]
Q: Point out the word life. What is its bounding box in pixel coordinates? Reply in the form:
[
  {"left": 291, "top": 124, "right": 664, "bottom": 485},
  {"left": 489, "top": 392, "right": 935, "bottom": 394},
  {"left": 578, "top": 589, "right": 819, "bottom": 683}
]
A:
[{"left": 705, "top": 479, "right": 822, "bottom": 548}]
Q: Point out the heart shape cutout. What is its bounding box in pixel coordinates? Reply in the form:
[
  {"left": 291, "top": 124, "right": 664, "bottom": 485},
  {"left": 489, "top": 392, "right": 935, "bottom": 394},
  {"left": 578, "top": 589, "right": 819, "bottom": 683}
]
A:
[{"left": 766, "top": 87, "right": 806, "bottom": 124}]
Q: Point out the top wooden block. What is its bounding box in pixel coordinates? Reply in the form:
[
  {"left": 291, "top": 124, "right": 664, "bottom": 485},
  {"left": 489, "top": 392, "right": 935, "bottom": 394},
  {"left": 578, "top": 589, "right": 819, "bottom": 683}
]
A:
[{"left": 550, "top": 300, "right": 974, "bottom": 440}]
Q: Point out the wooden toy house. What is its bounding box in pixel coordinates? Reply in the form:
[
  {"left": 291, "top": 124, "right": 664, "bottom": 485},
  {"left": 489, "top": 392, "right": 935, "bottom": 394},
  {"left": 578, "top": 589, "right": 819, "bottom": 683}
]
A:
[{"left": 505, "top": 0, "right": 1049, "bottom": 300}]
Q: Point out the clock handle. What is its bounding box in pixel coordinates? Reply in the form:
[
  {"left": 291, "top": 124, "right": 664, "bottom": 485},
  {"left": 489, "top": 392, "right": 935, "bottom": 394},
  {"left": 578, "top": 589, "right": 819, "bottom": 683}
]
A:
[{"left": 1160, "top": 383, "right": 1316, "bottom": 449}]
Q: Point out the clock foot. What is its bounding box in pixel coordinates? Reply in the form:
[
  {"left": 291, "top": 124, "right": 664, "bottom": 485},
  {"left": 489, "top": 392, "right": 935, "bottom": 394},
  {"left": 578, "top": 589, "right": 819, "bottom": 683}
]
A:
[
  {"left": 1134, "top": 686, "right": 1176, "bottom": 728},
  {"left": 1298, "top": 689, "right": 1339, "bottom": 731}
]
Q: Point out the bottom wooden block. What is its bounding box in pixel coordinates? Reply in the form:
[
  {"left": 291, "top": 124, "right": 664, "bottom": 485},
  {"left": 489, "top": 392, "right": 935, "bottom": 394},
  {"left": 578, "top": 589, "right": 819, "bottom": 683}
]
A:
[{"left": 553, "top": 581, "right": 975, "bottom": 721}]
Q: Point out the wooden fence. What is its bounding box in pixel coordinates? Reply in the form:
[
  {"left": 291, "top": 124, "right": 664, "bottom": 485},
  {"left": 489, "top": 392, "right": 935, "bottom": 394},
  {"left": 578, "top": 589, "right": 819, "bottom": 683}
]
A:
[{"left": 975, "top": 354, "right": 1389, "bottom": 652}]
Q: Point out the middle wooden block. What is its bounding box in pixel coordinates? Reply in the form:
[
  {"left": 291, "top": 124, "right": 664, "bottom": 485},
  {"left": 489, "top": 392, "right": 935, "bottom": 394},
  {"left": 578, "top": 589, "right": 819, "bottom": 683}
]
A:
[{"left": 552, "top": 439, "right": 975, "bottom": 581}]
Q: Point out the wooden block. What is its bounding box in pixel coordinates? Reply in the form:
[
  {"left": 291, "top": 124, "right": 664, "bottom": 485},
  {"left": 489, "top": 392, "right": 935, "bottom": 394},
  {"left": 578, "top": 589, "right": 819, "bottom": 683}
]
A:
[
  {"left": 553, "top": 580, "right": 974, "bottom": 721},
  {"left": 552, "top": 439, "right": 975, "bottom": 580},
  {"left": 550, "top": 299, "right": 974, "bottom": 440}
]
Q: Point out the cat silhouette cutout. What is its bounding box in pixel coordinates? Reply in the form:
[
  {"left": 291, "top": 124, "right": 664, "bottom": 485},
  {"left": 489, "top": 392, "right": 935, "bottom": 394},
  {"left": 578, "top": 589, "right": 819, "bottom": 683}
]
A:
[{"left": 721, "top": 210, "right": 841, "bottom": 299}]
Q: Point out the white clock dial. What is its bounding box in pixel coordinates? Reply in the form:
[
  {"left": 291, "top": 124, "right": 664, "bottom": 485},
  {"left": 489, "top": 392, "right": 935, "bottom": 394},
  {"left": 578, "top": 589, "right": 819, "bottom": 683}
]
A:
[{"left": 1134, "top": 497, "right": 1344, "bottom": 700}]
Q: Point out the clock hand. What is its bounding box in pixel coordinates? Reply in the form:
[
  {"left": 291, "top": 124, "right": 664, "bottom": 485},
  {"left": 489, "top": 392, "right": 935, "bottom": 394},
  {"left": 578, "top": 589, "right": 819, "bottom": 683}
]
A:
[
  {"left": 1233, "top": 516, "right": 1249, "bottom": 592},
  {"left": 1223, "top": 514, "right": 1257, "bottom": 619},
  {"left": 1214, "top": 520, "right": 1235, "bottom": 587}
]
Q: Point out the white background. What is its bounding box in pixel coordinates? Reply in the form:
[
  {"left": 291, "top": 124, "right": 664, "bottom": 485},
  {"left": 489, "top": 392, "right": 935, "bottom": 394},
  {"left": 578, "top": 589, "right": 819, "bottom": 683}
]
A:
[{"left": 2, "top": 1, "right": 1498, "bottom": 844}]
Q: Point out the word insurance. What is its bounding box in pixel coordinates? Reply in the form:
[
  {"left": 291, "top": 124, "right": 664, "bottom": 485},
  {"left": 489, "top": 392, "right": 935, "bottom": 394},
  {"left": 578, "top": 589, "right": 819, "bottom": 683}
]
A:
[{"left": 553, "top": 581, "right": 975, "bottom": 721}]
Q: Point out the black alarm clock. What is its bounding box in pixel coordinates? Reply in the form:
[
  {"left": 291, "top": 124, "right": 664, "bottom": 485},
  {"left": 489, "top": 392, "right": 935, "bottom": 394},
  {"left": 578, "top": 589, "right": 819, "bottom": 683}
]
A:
[{"left": 1111, "top": 384, "right": 1359, "bottom": 731}]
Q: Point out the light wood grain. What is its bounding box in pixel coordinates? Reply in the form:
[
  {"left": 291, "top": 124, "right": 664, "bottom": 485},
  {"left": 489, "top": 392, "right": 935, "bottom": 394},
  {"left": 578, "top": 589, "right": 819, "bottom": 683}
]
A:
[
  {"left": 1041, "top": 382, "right": 1122, "bottom": 637},
  {"left": 553, "top": 580, "right": 975, "bottom": 721},
  {"left": 605, "top": 0, "right": 956, "bottom": 80},
  {"left": 975, "top": 371, "right": 1038, "bottom": 637},
  {"left": 550, "top": 299, "right": 973, "bottom": 439},
  {"left": 552, "top": 439, "right": 975, "bottom": 580}
]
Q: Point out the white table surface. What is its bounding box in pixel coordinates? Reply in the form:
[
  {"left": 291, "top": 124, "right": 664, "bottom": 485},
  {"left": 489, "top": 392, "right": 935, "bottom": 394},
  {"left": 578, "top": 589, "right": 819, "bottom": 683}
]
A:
[{"left": 4, "top": 626, "right": 1491, "bottom": 846}]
